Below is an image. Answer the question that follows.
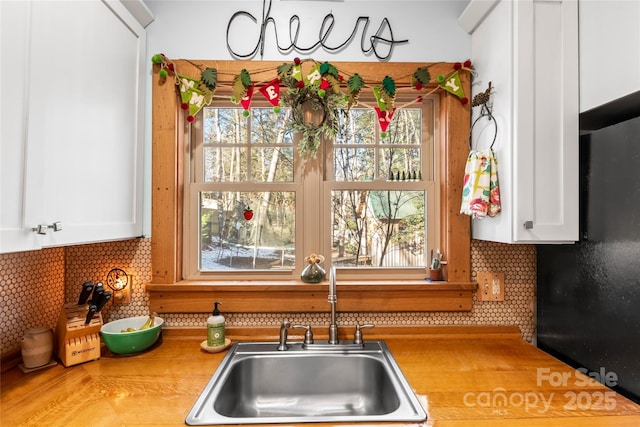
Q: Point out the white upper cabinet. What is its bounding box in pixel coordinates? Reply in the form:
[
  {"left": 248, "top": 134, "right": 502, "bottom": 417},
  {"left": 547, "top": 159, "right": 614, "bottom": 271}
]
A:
[
  {"left": 1, "top": 0, "right": 147, "bottom": 253},
  {"left": 579, "top": 0, "right": 640, "bottom": 112},
  {"left": 1, "top": 0, "right": 36, "bottom": 252},
  {"left": 459, "top": 0, "right": 579, "bottom": 244}
]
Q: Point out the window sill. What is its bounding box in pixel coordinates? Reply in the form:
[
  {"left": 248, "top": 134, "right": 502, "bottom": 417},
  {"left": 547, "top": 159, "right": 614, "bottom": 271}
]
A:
[{"left": 145, "top": 280, "right": 477, "bottom": 313}]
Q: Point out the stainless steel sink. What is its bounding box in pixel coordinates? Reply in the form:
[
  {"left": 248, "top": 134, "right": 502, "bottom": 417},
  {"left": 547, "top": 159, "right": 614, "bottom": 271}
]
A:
[{"left": 185, "top": 341, "right": 427, "bottom": 425}]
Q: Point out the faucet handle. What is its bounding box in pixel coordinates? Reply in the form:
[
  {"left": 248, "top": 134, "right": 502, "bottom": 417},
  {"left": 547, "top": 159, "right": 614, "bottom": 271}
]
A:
[
  {"left": 353, "top": 323, "right": 375, "bottom": 345},
  {"left": 292, "top": 324, "right": 315, "bottom": 345}
]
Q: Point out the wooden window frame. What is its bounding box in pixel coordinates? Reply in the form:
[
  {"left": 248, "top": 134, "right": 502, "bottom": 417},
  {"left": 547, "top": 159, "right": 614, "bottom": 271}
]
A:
[{"left": 147, "top": 60, "right": 474, "bottom": 314}]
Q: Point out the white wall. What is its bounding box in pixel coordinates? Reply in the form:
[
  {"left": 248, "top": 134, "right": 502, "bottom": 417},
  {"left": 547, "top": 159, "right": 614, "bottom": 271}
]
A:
[
  {"left": 144, "top": 0, "right": 470, "bottom": 61},
  {"left": 141, "top": 0, "right": 471, "bottom": 236},
  {"left": 579, "top": 0, "right": 640, "bottom": 112}
]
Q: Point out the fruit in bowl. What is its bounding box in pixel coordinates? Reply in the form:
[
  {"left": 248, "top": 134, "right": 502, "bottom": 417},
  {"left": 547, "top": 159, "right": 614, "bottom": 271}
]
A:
[{"left": 100, "top": 314, "right": 164, "bottom": 355}]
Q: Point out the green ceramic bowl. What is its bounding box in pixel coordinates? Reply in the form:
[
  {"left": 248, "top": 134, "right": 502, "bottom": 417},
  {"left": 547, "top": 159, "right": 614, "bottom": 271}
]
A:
[{"left": 100, "top": 316, "right": 164, "bottom": 355}]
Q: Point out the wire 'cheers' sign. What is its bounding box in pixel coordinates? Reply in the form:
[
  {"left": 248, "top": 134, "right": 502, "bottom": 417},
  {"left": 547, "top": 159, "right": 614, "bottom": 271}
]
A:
[{"left": 226, "top": 0, "right": 409, "bottom": 60}]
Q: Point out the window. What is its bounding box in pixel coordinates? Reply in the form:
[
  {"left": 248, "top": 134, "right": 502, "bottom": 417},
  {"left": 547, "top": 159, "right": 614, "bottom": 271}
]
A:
[
  {"left": 184, "top": 95, "right": 438, "bottom": 280},
  {"left": 149, "top": 60, "right": 472, "bottom": 314},
  {"left": 187, "top": 106, "right": 297, "bottom": 276}
]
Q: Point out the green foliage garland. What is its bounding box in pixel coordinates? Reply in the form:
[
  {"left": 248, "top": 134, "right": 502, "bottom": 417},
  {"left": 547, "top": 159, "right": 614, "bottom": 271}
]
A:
[{"left": 151, "top": 54, "right": 473, "bottom": 157}]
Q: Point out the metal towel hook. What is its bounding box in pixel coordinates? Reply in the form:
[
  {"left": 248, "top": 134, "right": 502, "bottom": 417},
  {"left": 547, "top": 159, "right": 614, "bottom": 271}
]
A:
[{"left": 468, "top": 82, "right": 498, "bottom": 151}]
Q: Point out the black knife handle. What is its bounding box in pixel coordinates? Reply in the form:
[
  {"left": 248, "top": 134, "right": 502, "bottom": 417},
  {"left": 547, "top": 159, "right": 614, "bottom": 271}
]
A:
[
  {"left": 95, "top": 291, "right": 112, "bottom": 312},
  {"left": 78, "top": 281, "right": 94, "bottom": 305},
  {"left": 85, "top": 305, "right": 97, "bottom": 325},
  {"left": 89, "top": 282, "right": 105, "bottom": 306}
]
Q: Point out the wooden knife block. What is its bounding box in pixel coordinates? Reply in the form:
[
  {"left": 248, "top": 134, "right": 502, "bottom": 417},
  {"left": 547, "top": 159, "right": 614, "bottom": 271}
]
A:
[{"left": 56, "top": 304, "right": 102, "bottom": 367}]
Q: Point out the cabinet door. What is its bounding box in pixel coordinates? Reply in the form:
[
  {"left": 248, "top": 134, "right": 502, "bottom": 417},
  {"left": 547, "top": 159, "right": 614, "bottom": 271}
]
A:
[
  {"left": 513, "top": 0, "right": 578, "bottom": 243},
  {"left": 464, "top": 0, "right": 578, "bottom": 244},
  {"left": 23, "top": 0, "right": 145, "bottom": 248},
  {"left": 0, "top": 0, "right": 42, "bottom": 252}
]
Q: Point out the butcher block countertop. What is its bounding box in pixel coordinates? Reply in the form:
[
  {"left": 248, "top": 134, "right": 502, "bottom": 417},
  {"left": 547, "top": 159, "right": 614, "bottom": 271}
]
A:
[{"left": 2, "top": 326, "right": 640, "bottom": 427}]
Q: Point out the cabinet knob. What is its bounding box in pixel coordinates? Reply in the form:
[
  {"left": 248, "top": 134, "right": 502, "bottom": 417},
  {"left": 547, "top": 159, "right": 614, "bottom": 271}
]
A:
[{"left": 523, "top": 221, "right": 534, "bottom": 230}]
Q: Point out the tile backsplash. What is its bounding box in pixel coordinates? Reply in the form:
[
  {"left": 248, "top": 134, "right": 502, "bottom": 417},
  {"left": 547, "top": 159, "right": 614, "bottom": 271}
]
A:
[{"left": 0, "top": 238, "right": 535, "bottom": 356}]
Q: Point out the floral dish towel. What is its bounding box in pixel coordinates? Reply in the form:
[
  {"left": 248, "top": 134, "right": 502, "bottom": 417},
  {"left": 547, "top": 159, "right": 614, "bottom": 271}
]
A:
[{"left": 460, "top": 149, "right": 501, "bottom": 218}]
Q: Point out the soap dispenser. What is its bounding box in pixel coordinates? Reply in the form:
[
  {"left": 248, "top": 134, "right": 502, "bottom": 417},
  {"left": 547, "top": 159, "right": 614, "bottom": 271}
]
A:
[{"left": 207, "top": 301, "right": 225, "bottom": 347}]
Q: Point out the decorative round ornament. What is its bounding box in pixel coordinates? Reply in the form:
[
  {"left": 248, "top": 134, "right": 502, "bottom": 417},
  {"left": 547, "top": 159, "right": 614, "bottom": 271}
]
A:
[
  {"left": 106, "top": 268, "right": 128, "bottom": 293},
  {"left": 283, "top": 85, "right": 345, "bottom": 156}
]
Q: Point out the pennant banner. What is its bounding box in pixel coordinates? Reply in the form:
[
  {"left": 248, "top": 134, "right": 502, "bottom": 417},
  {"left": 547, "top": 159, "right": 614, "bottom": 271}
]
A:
[
  {"left": 375, "top": 106, "right": 396, "bottom": 133},
  {"left": 373, "top": 87, "right": 387, "bottom": 111},
  {"left": 291, "top": 64, "right": 303, "bottom": 81},
  {"left": 240, "top": 85, "right": 254, "bottom": 111},
  {"left": 439, "top": 70, "right": 465, "bottom": 99},
  {"left": 258, "top": 79, "right": 281, "bottom": 107},
  {"left": 178, "top": 74, "right": 206, "bottom": 117},
  {"left": 305, "top": 64, "right": 322, "bottom": 86}
]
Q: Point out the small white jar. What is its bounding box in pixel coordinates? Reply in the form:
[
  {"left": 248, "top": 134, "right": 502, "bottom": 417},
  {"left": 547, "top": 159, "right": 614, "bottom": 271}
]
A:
[{"left": 21, "top": 327, "right": 53, "bottom": 368}]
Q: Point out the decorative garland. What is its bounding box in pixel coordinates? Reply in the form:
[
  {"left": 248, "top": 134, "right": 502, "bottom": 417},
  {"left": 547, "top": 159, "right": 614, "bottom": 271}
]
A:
[
  {"left": 151, "top": 54, "right": 473, "bottom": 157},
  {"left": 277, "top": 58, "right": 346, "bottom": 155}
]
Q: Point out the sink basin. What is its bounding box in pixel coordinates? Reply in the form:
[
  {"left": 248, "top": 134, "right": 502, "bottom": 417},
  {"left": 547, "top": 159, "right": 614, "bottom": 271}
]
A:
[{"left": 185, "top": 341, "right": 427, "bottom": 425}]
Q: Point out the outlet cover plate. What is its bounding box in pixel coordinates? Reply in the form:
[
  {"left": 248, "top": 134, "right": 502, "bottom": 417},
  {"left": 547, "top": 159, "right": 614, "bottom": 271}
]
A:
[{"left": 476, "top": 272, "right": 505, "bottom": 301}]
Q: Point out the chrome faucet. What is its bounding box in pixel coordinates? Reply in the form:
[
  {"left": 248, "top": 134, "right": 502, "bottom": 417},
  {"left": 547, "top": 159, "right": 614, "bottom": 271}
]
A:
[
  {"left": 328, "top": 266, "right": 339, "bottom": 344},
  {"left": 278, "top": 318, "right": 314, "bottom": 351},
  {"left": 277, "top": 318, "right": 291, "bottom": 351}
]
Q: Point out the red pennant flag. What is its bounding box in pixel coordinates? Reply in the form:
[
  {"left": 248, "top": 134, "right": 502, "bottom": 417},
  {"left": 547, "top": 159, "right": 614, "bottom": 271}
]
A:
[
  {"left": 258, "top": 79, "right": 280, "bottom": 107},
  {"left": 375, "top": 107, "right": 396, "bottom": 132},
  {"left": 240, "top": 85, "right": 254, "bottom": 110}
]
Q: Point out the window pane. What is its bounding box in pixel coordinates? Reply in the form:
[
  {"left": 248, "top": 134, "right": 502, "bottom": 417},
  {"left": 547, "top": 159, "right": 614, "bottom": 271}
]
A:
[
  {"left": 384, "top": 109, "right": 422, "bottom": 145},
  {"left": 202, "top": 106, "right": 294, "bottom": 183},
  {"left": 250, "top": 146, "right": 294, "bottom": 182},
  {"left": 334, "top": 147, "right": 375, "bottom": 181},
  {"left": 200, "top": 191, "right": 295, "bottom": 271},
  {"left": 203, "top": 147, "right": 248, "bottom": 182},
  {"left": 331, "top": 190, "right": 425, "bottom": 267},
  {"left": 334, "top": 107, "right": 424, "bottom": 182},
  {"left": 204, "top": 107, "right": 247, "bottom": 145},
  {"left": 251, "top": 108, "right": 294, "bottom": 145},
  {"left": 379, "top": 147, "right": 421, "bottom": 182},
  {"left": 336, "top": 109, "right": 376, "bottom": 145}
]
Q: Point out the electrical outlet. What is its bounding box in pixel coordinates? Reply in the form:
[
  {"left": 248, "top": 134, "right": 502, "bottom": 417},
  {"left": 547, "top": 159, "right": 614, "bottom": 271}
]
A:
[{"left": 476, "top": 272, "right": 505, "bottom": 301}]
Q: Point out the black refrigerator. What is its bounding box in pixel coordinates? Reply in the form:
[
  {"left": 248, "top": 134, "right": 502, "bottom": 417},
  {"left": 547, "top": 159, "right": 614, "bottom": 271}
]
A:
[{"left": 537, "top": 97, "right": 640, "bottom": 404}]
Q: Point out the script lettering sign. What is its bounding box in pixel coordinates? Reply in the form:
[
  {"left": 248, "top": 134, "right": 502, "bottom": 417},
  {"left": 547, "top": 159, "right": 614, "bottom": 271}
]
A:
[{"left": 226, "top": 0, "right": 409, "bottom": 60}]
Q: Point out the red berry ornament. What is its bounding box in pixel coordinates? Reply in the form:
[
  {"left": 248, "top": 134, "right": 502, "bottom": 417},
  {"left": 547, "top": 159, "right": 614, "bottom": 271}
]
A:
[
  {"left": 415, "top": 83, "right": 423, "bottom": 90},
  {"left": 187, "top": 115, "right": 195, "bottom": 123},
  {"left": 464, "top": 59, "right": 472, "bottom": 68},
  {"left": 296, "top": 80, "right": 305, "bottom": 89},
  {"left": 243, "top": 207, "right": 254, "bottom": 221},
  {"left": 181, "top": 103, "right": 189, "bottom": 110},
  {"left": 294, "top": 57, "right": 301, "bottom": 65},
  {"left": 454, "top": 62, "right": 462, "bottom": 70}
]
